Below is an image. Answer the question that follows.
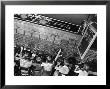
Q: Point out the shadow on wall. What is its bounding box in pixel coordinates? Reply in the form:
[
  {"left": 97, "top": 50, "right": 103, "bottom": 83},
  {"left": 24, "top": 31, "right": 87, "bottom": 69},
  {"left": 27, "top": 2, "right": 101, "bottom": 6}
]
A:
[{"left": 40, "top": 14, "right": 89, "bottom": 25}]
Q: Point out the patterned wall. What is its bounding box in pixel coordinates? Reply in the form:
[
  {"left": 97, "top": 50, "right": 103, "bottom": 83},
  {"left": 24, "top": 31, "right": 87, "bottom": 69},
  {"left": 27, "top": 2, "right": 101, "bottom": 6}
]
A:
[{"left": 14, "top": 19, "right": 82, "bottom": 58}]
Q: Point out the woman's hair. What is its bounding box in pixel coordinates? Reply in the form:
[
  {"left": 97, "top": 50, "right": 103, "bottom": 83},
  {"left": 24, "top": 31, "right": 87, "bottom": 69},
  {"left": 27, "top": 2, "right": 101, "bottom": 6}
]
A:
[
  {"left": 41, "top": 56, "right": 46, "bottom": 62},
  {"left": 68, "top": 57, "right": 77, "bottom": 65}
]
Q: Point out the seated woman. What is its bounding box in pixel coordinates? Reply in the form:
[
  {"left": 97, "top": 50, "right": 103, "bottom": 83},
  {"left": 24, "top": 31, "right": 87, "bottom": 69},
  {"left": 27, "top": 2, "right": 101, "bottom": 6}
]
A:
[
  {"left": 87, "top": 61, "right": 97, "bottom": 76},
  {"left": 74, "top": 64, "right": 89, "bottom": 76},
  {"left": 20, "top": 53, "right": 33, "bottom": 76},
  {"left": 60, "top": 59, "right": 70, "bottom": 76},
  {"left": 41, "top": 55, "right": 53, "bottom": 76},
  {"left": 14, "top": 52, "right": 21, "bottom": 76},
  {"left": 53, "top": 59, "right": 70, "bottom": 76},
  {"left": 53, "top": 60, "right": 63, "bottom": 76},
  {"left": 32, "top": 56, "right": 42, "bottom": 76},
  {"left": 14, "top": 58, "right": 20, "bottom": 76},
  {"left": 67, "top": 57, "right": 79, "bottom": 76}
]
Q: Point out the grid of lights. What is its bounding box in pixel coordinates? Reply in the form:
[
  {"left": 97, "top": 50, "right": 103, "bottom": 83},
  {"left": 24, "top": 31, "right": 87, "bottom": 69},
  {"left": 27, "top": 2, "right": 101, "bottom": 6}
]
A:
[{"left": 14, "top": 14, "right": 82, "bottom": 34}]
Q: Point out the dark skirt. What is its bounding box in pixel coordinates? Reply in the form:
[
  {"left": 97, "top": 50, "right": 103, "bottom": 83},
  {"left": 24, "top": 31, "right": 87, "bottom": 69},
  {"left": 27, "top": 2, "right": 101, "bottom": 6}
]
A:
[{"left": 41, "top": 70, "right": 51, "bottom": 76}]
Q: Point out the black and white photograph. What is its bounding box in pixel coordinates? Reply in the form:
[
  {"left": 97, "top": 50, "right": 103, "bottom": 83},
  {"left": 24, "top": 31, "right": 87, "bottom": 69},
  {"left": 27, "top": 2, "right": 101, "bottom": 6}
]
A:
[
  {"left": 4, "top": 4, "right": 106, "bottom": 85},
  {"left": 14, "top": 14, "right": 97, "bottom": 76}
]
